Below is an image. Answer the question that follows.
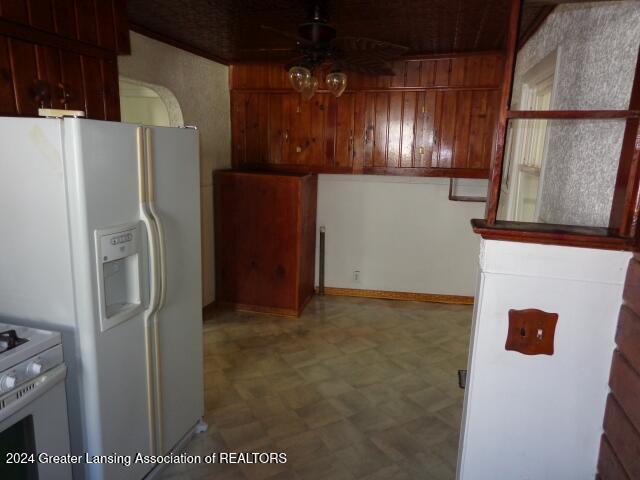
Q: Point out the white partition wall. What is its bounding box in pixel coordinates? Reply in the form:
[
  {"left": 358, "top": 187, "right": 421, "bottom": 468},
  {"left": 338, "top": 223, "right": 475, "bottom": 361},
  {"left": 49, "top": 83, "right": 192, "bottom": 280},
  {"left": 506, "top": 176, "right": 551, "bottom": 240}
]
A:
[{"left": 457, "top": 239, "right": 630, "bottom": 479}]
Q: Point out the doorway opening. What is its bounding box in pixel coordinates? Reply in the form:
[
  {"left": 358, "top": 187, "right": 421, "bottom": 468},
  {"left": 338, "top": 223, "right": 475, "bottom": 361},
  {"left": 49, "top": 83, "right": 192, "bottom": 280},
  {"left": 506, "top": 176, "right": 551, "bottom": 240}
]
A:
[{"left": 118, "top": 77, "right": 184, "bottom": 127}]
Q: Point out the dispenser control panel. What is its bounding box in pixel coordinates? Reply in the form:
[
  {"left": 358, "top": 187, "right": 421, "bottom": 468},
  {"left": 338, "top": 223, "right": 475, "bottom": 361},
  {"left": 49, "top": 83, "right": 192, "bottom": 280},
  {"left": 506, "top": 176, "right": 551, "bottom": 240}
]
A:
[
  {"left": 100, "top": 228, "right": 138, "bottom": 263},
  {"left": 94, "top": 223, "right": 143, "bottom": 333}
]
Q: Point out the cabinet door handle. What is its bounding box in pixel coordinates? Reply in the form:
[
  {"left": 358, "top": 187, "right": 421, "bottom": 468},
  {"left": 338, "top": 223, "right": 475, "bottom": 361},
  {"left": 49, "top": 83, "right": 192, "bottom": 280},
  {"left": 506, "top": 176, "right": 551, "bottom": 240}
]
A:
[
  {"left": 29, "top": 80, "right": 51, "bottom": 107},
  {"left": 283, "top": 130, "right": 289, "bottom": 141},
  {"left": 364, "top": 126, "right": 373, "bottom": 144}
]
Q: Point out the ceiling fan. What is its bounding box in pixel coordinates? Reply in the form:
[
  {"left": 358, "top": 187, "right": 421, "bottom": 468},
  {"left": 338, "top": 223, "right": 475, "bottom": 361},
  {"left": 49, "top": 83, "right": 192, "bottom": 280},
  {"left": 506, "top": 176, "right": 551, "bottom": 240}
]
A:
[{"left": 261, "top": 3, "right": 409, "bottom": 99}]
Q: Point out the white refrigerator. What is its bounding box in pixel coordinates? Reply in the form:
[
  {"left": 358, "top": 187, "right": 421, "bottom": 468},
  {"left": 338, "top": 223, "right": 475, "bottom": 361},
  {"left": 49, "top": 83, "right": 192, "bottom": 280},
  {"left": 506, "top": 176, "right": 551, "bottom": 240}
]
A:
[{"left": 0, "top": 117, "right": 205, "bottom": 479}]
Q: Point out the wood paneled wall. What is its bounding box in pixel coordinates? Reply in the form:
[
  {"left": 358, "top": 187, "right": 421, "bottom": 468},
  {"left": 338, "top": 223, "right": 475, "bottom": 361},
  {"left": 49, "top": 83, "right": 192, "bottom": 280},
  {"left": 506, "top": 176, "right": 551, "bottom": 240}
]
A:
[
  {"left": 0, "top": 0, "right": 129, "bottom": 120},
  {"left": 230, "top": 53, "right": 502, "bottom": 178},
  {"left": 597, "top": 255, "right": 640, "bottom": 479}
]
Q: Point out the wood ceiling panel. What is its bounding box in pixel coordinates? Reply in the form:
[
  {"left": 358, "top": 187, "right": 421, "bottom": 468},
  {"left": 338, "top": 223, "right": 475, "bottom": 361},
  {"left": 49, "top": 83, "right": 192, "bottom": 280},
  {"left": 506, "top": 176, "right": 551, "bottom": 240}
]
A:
[{"left": 125, "top": 0, "right": 588, "bottom": 63}]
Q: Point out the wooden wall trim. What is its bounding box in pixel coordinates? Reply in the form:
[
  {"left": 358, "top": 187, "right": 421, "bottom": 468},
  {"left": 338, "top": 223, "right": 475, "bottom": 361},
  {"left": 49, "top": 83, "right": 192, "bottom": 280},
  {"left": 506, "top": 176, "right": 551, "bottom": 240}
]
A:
[
  {"left": 471, "top": 219, "right": 632, "bottom": 251},
  {"left": 609, "top": 47, "right": 640, "bottom": 237},
  {"left": 130, "top": 23, "right": 229, "bottom": 65},
  {"left": 485, "top": 0, "right": 521, "bottom": 224},
  {"left": 319, "top": 287, "right": 474, "bottom": 305}
]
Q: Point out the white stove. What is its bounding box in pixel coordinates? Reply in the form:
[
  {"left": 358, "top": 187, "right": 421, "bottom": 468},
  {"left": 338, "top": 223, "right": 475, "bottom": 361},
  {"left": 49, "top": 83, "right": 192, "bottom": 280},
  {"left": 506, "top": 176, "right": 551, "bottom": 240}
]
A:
[
  {"left": 0, "top": 323, "right": 63, "bottom": 394},
  {"left": 0, "top": 322, "right": 71, "bottom": 480}
]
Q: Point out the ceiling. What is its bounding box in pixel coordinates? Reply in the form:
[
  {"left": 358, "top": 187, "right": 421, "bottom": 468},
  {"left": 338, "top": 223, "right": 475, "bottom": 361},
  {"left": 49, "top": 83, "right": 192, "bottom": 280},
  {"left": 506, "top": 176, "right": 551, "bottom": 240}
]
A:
[{"left": 125, "top": 0, "right": 568, "bottom": 63}]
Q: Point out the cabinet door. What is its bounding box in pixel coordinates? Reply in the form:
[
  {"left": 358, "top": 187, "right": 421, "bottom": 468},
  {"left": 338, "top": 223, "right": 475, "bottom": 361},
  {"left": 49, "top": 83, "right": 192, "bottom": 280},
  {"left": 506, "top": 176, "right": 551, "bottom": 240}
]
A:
[
  {"left": 244, "top": 92, "right": 269, "bottom": 164},
  {"left": 414, "top": 90, "right": 437, "bottom": 167},
  {"left": 95, "top": 0, "right": 117, "bottom": 51},
  {"left": 267, "top": 93, "right": 302, "bottom": 165},
  {"left": 267, "top": 93, "right": 290, "bottom": 165},
  {"left": 307, "top": 94, "right": 330, "bottom": 167},
  {"left": 286, "top": 94, "right": 310, "bottom": 165},
  {"left": 58, "top": 50, "right": 85, "bottom": 111},
  {"left": 334, "top": 93, "right": 355, "bottom": 169},
  {"left": 7, "top": 38, "right": 40, "bottom": 115},
  {"left": 75, "top": 0, "right": 98, "bottom": 45},
  {"left": 372, "top": 92, "right": 390, "bottom": 167},
  {"left": 468, "top": 90, "right": 499, "bottom": 170},
  {"left": 81, "top": 55, "right": 105, "bottom": 119},
  {"left": 0, "top": 0, "right": 28, "bottom": 23},
  {"left": 0, "top": 36, "right": 16, "bottom": 113},
  {"left": 230, "top": 92, "right": 247, "bottom": 167},
  {"left": 27, "top": 0, "right": 54, "bottom": 31},
  {"left": 432, "top": 89, "right": 498, "bottom": 171},
  {"left": 101, "top": 57, "right": 120, "bottom": 120},
  {"left": 52, "top": 0, "right": 78, "bottom": 39},
  {"left": 35, "top": 45, "right": 61, "bottom": 109}
]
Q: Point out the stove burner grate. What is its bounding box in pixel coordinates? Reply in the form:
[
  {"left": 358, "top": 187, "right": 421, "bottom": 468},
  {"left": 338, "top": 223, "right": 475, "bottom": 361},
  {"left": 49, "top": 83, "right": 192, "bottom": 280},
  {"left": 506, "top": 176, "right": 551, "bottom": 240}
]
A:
[{"left": 0, "top": 329, "right": 28, "bottom": 354}]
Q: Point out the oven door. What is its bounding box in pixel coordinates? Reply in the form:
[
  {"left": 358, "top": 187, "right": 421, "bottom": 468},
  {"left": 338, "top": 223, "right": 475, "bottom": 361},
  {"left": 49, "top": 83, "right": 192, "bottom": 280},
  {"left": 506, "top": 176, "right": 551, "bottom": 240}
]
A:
[{"left": 0, "top": 364, "right": 72, "bottom": 480}]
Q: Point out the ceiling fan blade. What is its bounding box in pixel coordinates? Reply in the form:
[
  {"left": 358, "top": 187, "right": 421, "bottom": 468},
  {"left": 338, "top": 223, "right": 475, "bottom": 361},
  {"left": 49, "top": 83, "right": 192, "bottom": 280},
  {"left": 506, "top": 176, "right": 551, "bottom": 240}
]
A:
[
  {"left": 331, "top": 36, "right": 409, "bottom": 63},
  {"left": 260, "top": 25, "right": 314, "bottom": 48}
]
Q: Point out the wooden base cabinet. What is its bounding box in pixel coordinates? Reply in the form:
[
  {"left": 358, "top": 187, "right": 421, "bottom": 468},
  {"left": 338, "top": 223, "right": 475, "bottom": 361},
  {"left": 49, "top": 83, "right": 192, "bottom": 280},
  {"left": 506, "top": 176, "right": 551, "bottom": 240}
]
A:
[{"left": 214, "top": 171, "right": 317, "bottom": 317}]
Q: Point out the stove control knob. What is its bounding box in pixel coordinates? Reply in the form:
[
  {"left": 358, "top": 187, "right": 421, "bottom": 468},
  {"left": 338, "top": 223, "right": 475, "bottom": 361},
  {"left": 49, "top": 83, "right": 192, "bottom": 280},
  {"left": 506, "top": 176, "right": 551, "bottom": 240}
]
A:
[
  {"left": 0, "top": 374, "right": 17, "bottom": 392},
  {"left": 26, "top": 361, "right": 43, "bottom": 377}
]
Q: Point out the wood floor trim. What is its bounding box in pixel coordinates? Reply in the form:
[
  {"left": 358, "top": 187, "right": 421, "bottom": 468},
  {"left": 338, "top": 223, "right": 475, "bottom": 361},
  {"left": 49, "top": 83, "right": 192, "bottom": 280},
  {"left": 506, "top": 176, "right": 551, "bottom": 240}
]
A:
[{"left": 319, "top": 287, "right": 475, "bottom": 305}]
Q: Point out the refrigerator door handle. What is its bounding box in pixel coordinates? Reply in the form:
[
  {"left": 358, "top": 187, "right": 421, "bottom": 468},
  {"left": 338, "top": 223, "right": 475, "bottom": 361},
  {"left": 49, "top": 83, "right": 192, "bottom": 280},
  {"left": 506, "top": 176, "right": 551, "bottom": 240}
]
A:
[
  {"left": 144, "top": 127, "right": 166, "bottom": 454},
  {"left": 137, "top": 126, "right": 161, "bottom": 454},
  {"left": 145, "top": 128, "right": 168, "bottom": 311}
]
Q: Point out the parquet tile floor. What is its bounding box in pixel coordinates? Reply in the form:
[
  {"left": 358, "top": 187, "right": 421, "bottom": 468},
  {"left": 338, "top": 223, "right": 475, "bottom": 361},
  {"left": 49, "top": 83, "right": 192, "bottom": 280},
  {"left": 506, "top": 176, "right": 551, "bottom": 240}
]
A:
[{"left": 158, "top": 295, "right": 472, "bottom": 480}]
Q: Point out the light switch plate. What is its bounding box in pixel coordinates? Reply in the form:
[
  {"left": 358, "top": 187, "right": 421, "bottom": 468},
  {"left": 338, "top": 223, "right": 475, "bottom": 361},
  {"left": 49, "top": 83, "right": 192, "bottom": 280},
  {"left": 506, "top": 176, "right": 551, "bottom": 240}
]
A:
[{"left": 505, "top": 308, "right": 558, "bottom": 355}]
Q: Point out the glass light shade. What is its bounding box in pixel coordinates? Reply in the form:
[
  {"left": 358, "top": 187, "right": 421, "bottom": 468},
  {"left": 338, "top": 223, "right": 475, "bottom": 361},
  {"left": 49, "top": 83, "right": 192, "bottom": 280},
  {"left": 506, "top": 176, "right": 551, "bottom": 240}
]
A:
[
  {"left": 288, "top": 66, "right": 311, "bottom": 92},
  {"left": 326, "top": 71, "right": 347, "bottom": 97},
  {"left": 300, "top": 76, "right": 318, "bottom": 100}
]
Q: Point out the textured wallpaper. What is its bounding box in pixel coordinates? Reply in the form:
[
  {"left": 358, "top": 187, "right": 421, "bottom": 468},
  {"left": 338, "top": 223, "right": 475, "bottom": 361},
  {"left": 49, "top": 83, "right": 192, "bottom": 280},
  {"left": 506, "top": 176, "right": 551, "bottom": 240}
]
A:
[
  {"left": 512, "top": 1, "right": 640, "bottom": 227},
  {"left": 118, "top": 32, "right": 231, "bottom": 305}
]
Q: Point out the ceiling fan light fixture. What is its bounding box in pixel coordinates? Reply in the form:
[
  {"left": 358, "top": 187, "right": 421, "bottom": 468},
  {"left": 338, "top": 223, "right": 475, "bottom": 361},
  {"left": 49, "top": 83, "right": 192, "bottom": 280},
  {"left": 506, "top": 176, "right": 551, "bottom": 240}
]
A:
[
  {"left": 300, "top": 75, "right": 318, "bottom": 100},
  {"left": 288, "top": 66, "right": 311, "bottom": 92},
  {"left": 326, "top": 71, "right": 347, "bottom": 97}
]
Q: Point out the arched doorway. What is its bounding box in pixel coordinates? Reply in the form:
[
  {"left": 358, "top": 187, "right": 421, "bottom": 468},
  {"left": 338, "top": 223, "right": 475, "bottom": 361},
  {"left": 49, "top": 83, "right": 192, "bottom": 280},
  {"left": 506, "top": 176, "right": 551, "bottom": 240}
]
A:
[{"left": 118, "top": 77, "right": 184, "bottom": 127}]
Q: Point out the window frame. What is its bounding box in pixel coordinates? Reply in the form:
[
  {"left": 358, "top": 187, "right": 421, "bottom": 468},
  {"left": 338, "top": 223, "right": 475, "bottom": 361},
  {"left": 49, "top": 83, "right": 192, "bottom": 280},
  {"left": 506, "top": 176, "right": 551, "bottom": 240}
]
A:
[{"left": 477, "top": 0, "right": 640, "bottom": 250}]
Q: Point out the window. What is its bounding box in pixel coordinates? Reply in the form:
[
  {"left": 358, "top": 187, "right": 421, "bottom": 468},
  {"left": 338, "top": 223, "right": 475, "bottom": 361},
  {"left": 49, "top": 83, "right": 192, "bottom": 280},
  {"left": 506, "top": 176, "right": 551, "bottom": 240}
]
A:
[{"left": 477, "top": 0, "right": 640, "bottom": 249}]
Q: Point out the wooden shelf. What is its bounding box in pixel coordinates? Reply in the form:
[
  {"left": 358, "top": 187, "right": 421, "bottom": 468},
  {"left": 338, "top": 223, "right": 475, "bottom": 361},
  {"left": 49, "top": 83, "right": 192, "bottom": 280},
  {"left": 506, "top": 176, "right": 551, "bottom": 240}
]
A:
[{"left": 471, "top": 219, "right": 633, "bottom": 250}]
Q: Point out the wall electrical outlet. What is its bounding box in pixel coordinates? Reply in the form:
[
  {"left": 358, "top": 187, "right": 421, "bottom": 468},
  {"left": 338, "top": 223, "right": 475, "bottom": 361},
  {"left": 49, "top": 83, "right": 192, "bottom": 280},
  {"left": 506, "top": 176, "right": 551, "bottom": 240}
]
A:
[{"left": 353, "top": 270, "right": 361, "bottom": 282}]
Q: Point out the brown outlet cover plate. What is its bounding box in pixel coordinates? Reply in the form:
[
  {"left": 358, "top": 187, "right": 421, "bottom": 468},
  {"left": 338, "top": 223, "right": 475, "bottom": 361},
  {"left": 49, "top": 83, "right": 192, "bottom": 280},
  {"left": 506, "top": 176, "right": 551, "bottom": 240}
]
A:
[{"left": 506, "top": 309, "right": 558, "bottom": 355}]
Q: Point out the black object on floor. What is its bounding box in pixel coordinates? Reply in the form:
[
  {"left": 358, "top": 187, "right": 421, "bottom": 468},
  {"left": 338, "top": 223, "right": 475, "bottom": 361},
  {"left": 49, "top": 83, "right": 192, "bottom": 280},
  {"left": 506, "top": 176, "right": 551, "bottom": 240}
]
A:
[{"left": 458, "top": 369, "right": 467, "bottom": 389}]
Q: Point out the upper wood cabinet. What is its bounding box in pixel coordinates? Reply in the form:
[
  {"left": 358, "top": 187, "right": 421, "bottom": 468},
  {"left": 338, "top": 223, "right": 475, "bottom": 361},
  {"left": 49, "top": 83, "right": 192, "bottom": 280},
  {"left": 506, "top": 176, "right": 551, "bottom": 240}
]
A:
[
  {"left": 230, "top": 53, "right": 503, "bottom": 178},
  {"left": 0, "top": 0, "right": 128, "bottom": 120},
  {"left": 0, "top": 0, "right": 130, "bottom": 53},
  {"left": 232, "top": 91, "right": 356, "bottom": 173},
  {"left": 0, "top": 34, "right": 120, "bottom": 119}
]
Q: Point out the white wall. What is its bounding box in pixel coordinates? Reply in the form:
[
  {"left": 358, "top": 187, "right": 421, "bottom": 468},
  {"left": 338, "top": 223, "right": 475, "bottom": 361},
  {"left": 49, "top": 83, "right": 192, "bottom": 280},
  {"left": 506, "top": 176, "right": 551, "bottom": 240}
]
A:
[
  {"left": 316, "top": 175, "right": 487, "bottom": 297},
  {"left": 458, "top": 240, "right": 630, "bottom": 479},
  {"left": 118, "top": 32, "right": 231, "bottom": 305}
]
